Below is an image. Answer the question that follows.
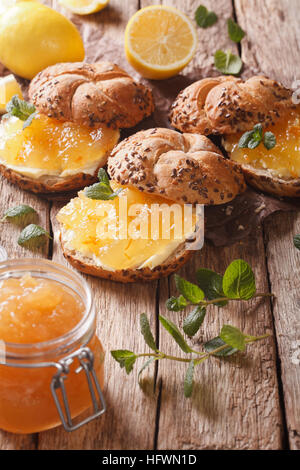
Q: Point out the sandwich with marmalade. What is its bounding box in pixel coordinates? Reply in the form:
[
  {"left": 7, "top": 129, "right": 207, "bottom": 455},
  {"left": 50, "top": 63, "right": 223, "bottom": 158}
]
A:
[
  {"left": 170, "top": 75, "right": 300, "bottom": 197},
  {"left": 0, "top": 62, "right": 154, "bottom": 193},
  {"left": 57, "top": 128, "right": 246, "bottom": 282}
]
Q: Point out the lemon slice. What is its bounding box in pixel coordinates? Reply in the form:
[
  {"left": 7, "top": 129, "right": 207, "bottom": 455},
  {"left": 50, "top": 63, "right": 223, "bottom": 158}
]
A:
[
  {"left": 125, "top": 5, "right": 197, "bottom": 80},
  {"left": 0, "top": 74, "right": 23, "bottom": 113},
  {"left": 58, "top": 0, "right": 109, "bottom": 15}
]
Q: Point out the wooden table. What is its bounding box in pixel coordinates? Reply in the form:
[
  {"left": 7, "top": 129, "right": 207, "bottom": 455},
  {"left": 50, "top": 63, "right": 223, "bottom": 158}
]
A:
[{"left": 0, "top": 0, "right": 299, "bottom": 451}]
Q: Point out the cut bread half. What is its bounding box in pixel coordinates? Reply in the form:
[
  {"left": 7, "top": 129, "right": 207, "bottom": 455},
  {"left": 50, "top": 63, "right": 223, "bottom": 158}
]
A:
[
  {"left": 60, "top": 232, "right": 194, "bottom": 283},
  {"left": 0, "top": 159, "right": 108, "bottom": 194},
  {"left": 234, "top": 164, "right": 300, "bottom": 198}
]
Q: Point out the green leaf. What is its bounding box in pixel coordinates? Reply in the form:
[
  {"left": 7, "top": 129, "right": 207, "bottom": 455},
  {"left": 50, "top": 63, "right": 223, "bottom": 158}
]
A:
[
  {"left": 204, "top": 336, "right": 238, "bottom": 356},
  {"left": 238, "top": 130, "right": 255, "bottom": 148},
  {"left": 196, "top": 268, "right": 227, "bottom": 306},
  {"left": 220, "top": 325, "right": 246, "bottom": 351},
  {"left": 84, "top": 169, "right": 122, "bottom": 200},
  {"left": 222, "top": 259, "right": 256, "bottom": 300},
  {"left": 111, "top": 350, "right": 137, "bottom": 374},
  {"left": 227, "top": 18, "right": 245, "bottom": 43},
  {"left": 124, "top": 355, "right": 137, "bottom": 374},
  {"left": 159, "top": 315, "right": 193, "bottom": 353},
  {"left": 184, "top": 360, "right": 195, "bottom": 398},
  {"left": 84, "top": 183, "right": 122, "bottom": 200},
  {"left": 6, "top": 95, "right": 37, "bottom": 128},
  {"left": 138, "top": 357, "right": 157, "bottom": 384},
  {"left": 183, "top": 306, "right": 206, "bottom": 337},
  {"left": 195, "top": 5, "right": 218, "bottom": 28},
  {"left": 294, "top": 235, "right": 300, "bottom": 251},
  {"left": 166, "top": 295, "right": 188, "bottom": 312},
  {"left": 238, "top": 124, "right": 263, "bottom": 149},
  {"left": 174, "top": 274, "right": 204, "bottom": 304},
  {"left": 1, "top": 204, "right": 37, "bottom": 226},
  {"left": 97, "top": 168, "right": 110, "bottom": 185},
  {"left": 263, "top": 131, "right": 276, "bottom": 150},
  {"left": 140, "top": 313, "right": 157, "bottom": 351},
  {"left": 214, "top": 50, "right": 243, "bottom": 76},
  {"left": 17, "top": 224, "right": 51, "bottom": 249}
]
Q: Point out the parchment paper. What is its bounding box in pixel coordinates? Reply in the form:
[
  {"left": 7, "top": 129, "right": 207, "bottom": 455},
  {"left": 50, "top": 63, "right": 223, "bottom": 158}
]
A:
[{"left": 0, "top": 2, "right": 299, "bottom": 247}]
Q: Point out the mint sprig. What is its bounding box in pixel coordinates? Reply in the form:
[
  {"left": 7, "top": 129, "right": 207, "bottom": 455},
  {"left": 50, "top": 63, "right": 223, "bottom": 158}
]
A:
[
  {"left": 227, "top": 18, "right": 245, "bottom": 43},
  {"left": 214, "top": 49, "right": 243, "bottom": 76},
  {"left": 239, "top": 124, "right": 276, "bottom": 150},
  {"left": 111, "top": 259, "right": 272, "bottom": 399},
  {"left": 195, "top": 5, "right": 218, "bottom": 28},
  {"left": 84, "top": 168, "right": 122, "bottom": 200},
  {"left": 168, "top": 259, "right": 268, "bottom": 338},
  {"left": 5, "top": 95, "right": 37, "bottom": 129}
]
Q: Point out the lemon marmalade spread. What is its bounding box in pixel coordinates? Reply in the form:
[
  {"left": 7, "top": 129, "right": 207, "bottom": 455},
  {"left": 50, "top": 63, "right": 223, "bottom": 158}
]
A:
[
  {"left": 0, "top": 261, "right": 104, "bottom": 434},
  {"left": 0, "top": 114, "right": 119, "bottom": 178},
  {"left": 225, "top": 109, "right": 300, "bottom": 179}
]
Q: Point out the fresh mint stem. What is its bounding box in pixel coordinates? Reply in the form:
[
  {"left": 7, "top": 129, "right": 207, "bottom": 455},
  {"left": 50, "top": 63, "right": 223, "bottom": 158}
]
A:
[{"left": 133, "top": 334, "right": 270, "bottom": 364}]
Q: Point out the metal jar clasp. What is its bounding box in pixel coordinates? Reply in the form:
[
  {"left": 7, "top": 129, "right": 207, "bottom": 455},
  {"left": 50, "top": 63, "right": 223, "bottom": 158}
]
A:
[{"left": 51, "top": 347, "right": 106, "bottom": 432}]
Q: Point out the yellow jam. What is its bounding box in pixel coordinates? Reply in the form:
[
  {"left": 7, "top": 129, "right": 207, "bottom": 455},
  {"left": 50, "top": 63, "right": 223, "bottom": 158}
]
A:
[
  {"left": 0, "top": 274, "right": 104, "bottom": 434},
  {"left": 0, "top": 114, "right": 119, "bottom": 178},
  {"left": 225, "top": 109, "right": 300, "bottom": 179},
  {"left": 57, "top": 182, "right": 197, "bottom": 271},
  {"left": 0, "top": 274, "right": 84, "bottom": 343}
]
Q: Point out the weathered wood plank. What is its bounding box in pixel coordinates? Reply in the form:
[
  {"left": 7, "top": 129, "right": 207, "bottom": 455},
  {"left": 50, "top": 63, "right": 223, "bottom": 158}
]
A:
[
  {"left": 36, "top": 0, "right": 159, "bottom": 450},
  {"left": 235, "top": 0, "right": 300, "bottom": 449},
  {"left": 139, "top": 0, "right": 283, "bottom": 450}
]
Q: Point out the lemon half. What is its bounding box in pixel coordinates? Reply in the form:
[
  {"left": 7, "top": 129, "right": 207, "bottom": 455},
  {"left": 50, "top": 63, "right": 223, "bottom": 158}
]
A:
[
  {"left": 0, "top": 75, "right": 23, "bottom": 113},
  {"left": 125, "top": 5, "right": 197, "bottom": 80},
  {"left": 0, "top": 2, "right": 85, "bottom": 80},
  {"left": 58, "top": 0, "right": 109, "bottom": 15}
]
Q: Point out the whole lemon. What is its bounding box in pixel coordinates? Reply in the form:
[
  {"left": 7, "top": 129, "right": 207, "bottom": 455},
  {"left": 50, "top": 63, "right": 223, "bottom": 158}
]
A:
[{"left": 0, "top": 2, "right": 85, "bottom": 80}]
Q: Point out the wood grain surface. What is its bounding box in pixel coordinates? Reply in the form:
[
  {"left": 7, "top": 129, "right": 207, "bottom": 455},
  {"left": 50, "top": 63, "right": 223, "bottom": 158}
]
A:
[{"left": 0, "top": 0, "right": 299, "bottom": 450}]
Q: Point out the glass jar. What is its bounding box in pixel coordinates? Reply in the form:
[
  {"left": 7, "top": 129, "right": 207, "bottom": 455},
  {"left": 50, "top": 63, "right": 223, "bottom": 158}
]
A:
[{"left": 0, "top": 258, "right": 105, "bottom": 434}]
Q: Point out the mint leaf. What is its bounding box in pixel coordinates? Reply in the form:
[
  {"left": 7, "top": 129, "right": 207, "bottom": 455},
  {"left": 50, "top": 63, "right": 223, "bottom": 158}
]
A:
[
  {"left": 18, "top": 224, "right": 51, "bottom": 249},
  {"left": 183, "top": 306, "right": 206, "bottom": 337},
  {"left": 138, "top": 357, "right": 157, "bottom": 385},
  {"left": 124, "top": 355, "right": 137, "bottom": 374},
  {"left": 227, "top": 18, "right": 245, "bottom": 43},
  {"left": 214, "top": 50, "right": 243, "bottom": 75},
  {"left": 1, "top": 204, "right": 37, "bottom": 226},
  {"left": 220, "top": 325, "right": 246, "bottom": 351},
  {"left": 184, "top": 360, "right": 195, "bottom": 398},
  {"left": 238, "top": 130, "right": 255, "bottom": 148},
  {"left": 98, "top": 168, "right": 110, "bottom": 185},
  {"left": 111, "top": 350, "right": 137, "bottom": 373},
  {"left": 196, "top": 268, "right": 227, "bottom": 306},
  {"left": 140, "top": 313, "right": 157, "bottom": 351},
  {"left": 195, "top": 5, "right": 218, "bottom": 28},
  {"left": 263, "top": 132, "right": 276, "bottom": 150},
  {"left": 294, "top": 235, "right": 300, "bottom": 251},
  {"left": 166, "top": 295, "right": 188, "bottom": 312},
  {"left": 174, "top": 274, "right": 204, "bottom": 304},
  {"left": 222, "top": 259, "right": 256, "bottom": 300},
  {"left": 6, "top": 95, "right": 37, "bottom": 129},
  {"left": 239, "top": 126, "right": 276, "bottom": 150},
  {"left": 84, "top": 169, "right": 122, "bottom": 200},
  {"left": 84, "top": 183, "right": 122, "bottom": 200},
  {"left": 159, "top": 315, "right": 193, "bottom": 353},
  {"left": 204, "top": 336, "right": 238, "bottom": 356}
]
